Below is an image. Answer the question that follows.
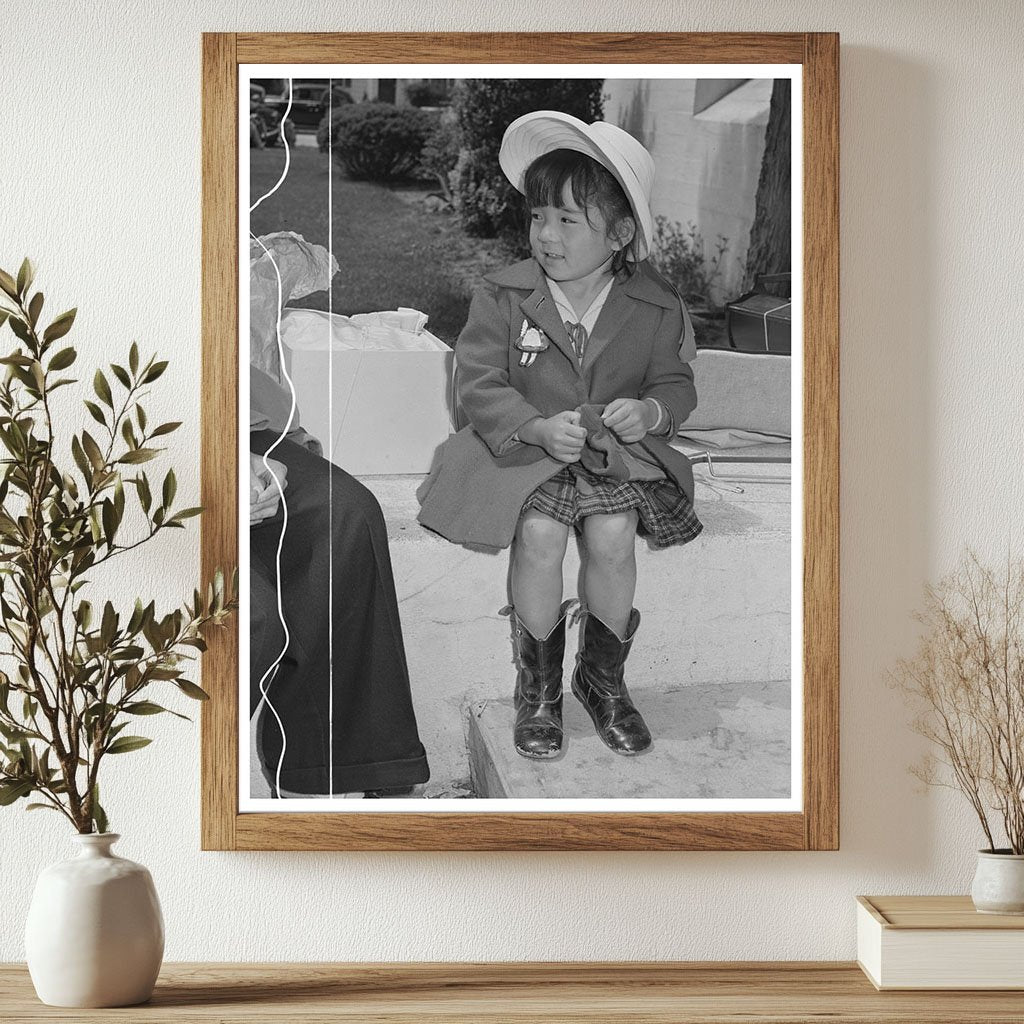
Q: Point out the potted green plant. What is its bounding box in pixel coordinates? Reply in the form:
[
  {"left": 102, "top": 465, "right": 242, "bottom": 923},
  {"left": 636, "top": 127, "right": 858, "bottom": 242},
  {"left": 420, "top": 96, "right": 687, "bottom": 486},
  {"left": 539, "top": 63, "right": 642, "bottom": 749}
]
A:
[
  {"left": 894, "top": 550, "right": 1024, "bottom": 914},
  {"left": 0, "top": 259, "right": 236, "bottom": 1006}
]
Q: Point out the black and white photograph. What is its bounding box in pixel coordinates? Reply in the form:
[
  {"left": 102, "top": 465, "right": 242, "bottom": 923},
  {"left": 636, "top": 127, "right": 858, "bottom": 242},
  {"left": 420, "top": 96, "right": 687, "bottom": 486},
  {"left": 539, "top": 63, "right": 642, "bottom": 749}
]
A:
[{"left": 241, "top": 64, "right": 801, "bottom": 811}]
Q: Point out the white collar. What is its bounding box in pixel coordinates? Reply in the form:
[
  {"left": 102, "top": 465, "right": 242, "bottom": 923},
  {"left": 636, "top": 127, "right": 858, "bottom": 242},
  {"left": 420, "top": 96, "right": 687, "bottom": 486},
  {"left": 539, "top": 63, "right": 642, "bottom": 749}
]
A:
[{"left": 546, "top": 276, "right": 615, "bottom": 334}]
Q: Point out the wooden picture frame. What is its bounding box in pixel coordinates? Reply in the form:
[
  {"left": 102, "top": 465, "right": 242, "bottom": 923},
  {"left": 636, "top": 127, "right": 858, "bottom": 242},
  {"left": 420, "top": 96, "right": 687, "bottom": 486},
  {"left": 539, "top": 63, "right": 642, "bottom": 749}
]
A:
[{"left": 201, "top": 31, "right": 838, "bottom": 851}]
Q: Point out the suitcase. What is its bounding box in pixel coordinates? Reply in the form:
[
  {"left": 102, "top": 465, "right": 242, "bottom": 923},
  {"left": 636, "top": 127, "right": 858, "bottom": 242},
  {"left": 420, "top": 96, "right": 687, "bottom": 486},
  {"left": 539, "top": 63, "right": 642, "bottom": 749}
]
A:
[{"left": 726, "top": 272, "right": 792, "bottom": 355}]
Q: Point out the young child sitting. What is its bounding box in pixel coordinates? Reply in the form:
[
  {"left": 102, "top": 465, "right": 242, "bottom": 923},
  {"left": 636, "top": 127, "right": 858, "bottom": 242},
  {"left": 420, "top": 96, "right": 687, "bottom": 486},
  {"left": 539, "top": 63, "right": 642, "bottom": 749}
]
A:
[{"left": 418, "top": 110, "right": 701, "bottom": 760}]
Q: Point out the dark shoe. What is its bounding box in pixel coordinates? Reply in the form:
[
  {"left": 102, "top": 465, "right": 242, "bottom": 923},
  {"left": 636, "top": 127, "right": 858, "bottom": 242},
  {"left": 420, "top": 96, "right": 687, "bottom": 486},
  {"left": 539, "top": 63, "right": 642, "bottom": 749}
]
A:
[
  {"left": 510, "top": 600, "right": 574, "bottom": 759},
  {"left": 571, "top": 608, "right": 652, "bottom": 755}
]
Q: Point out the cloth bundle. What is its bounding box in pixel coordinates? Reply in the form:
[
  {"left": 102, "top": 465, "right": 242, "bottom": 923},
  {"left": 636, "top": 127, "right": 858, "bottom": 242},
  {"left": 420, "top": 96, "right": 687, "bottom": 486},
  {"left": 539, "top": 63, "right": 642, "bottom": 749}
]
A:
[{"left": 574, "top": 404, "right": 665, "bottom": 483}]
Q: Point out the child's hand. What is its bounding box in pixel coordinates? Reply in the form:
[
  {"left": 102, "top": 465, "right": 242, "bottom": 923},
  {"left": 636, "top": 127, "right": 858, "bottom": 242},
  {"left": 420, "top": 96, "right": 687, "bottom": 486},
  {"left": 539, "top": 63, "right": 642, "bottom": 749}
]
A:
[
  {"left": 522, "top": 411, "right": 588, "bottom": 463},
  {"left": 602, "top": 398, "right": 658, "bottom": 443}
]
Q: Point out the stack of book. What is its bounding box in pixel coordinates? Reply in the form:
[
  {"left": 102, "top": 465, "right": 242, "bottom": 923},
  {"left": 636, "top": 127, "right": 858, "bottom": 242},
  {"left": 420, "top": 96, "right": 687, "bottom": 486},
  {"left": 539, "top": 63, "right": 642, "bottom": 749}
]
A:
[{"left": 857, "top": 895, "right": 1024, "bottom": 990}]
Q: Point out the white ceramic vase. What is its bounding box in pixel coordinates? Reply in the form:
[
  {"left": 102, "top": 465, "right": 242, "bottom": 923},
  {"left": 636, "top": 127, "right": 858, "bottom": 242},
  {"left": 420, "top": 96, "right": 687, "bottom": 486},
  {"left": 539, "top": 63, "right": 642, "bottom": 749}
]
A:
[
  {"left": 970, "top": 849, "right": 1024, "bottom": 915},
  {"left": 24, "top": 833, "right": 164, "bottom": 1007}
]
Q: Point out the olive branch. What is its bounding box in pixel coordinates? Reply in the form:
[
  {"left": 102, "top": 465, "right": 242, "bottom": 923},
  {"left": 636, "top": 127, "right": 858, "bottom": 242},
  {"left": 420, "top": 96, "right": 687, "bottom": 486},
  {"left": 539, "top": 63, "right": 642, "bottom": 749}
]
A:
[{"left": 0, "top": 258, "right": 236, "bottom": 833}]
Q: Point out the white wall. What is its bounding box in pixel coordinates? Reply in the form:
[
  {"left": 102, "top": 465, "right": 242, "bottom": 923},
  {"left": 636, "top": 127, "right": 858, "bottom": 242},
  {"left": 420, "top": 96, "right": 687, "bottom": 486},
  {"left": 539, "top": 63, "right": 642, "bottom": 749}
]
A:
[
  {"left": 2, "top": 0, "right": 1023, "bottom": 962},
  {"left": 604, "top": 77, "right": 773, "bottom": 300}
]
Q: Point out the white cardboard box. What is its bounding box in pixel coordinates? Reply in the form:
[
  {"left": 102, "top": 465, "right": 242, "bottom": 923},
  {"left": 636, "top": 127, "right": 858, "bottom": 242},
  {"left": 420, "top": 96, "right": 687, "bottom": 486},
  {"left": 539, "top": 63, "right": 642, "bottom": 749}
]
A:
[{"left": 281, "top": 308, "right": 454, "bottom": 476}]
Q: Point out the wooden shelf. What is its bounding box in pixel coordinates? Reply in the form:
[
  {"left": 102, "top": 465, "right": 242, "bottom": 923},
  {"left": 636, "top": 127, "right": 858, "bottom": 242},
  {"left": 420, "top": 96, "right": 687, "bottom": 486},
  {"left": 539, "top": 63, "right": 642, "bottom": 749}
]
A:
[{"left": 3, "top": 962, "right": 1024, "bottom": 1022}]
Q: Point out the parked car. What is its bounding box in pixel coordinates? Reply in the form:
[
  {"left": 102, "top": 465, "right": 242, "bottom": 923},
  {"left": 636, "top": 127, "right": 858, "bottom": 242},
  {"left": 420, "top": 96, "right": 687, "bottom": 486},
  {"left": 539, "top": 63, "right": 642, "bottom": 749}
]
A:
[
  {"left": 249, "top": 84, "right": 296, "bottom": 148},
  {"left": 258, "top": 80, "right": 353, "bottom": 131}
]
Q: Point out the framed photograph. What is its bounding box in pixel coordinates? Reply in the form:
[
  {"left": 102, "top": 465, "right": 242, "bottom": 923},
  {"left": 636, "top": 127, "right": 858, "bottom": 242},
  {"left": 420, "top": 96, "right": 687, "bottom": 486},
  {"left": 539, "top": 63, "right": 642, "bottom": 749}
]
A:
[{"left": 201, "top": 32, "right": 838, "bottom": 850}]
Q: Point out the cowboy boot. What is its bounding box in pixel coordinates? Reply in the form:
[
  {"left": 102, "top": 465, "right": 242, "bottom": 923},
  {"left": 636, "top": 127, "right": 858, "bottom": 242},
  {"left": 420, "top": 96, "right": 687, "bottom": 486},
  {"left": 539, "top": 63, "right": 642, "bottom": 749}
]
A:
[
  {"left": 510, "top": 600, "right": 574, "bottom": 759},
  {"left": 571, "top": 608, "right": 652, "bottom": 755}
]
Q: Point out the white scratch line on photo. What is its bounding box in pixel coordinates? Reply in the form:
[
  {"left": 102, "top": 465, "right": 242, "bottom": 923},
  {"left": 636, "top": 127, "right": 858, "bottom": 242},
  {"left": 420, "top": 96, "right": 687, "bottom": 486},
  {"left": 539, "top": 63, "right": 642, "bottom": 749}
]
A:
[
  {"left": 249, "top": 80, "right": 296, "bottom": 800},
  {"left": 327, "top": 79, "right": 335, "bottom": 798},
  {"left": 249, "top": 81, "right": 294, "bottom": 216}
]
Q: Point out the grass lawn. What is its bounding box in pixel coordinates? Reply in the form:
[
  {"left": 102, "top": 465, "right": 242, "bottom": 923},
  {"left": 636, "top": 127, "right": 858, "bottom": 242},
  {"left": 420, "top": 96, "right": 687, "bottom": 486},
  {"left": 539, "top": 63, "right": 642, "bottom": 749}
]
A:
[{"left": 250, "top": 147, "right": 508, "bottom": 345}]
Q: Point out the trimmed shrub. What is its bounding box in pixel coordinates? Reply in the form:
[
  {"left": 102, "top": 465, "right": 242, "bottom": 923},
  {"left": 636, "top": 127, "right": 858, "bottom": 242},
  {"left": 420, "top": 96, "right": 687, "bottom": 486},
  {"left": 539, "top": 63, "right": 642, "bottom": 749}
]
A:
[
  {"left": 326, "top": 85, "right": 354, "bottom": 106},
  {"left": 315, "top": 88, "right": 355, "bottom": 153},
  {"left": 449, "top": 149, "right": 515, "bottom": 236},
  {"left": 405, "top": 81, "right": 452, "bottom": 107},
  {"left": 320, "top": 103, "right": 436, "bottom": 181},
  {"left": 416, "top": 119, "right": 462, "bottom": 202},
  {"left": 450, "top": 80, "right": 605, "bottom": 239}
]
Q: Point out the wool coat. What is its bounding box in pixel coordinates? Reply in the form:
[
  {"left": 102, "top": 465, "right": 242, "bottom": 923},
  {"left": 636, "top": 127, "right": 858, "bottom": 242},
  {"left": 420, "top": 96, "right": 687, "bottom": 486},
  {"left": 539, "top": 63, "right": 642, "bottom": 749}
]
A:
[{"left": 416, "top": 257, "right": 698, "bottom": 550}]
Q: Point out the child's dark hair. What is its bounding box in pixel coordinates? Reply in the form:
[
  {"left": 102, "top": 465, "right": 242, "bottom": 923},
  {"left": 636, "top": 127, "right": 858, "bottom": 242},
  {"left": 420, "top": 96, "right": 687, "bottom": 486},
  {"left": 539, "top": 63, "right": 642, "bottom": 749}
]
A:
[{"left": 523, "top": 149, "right": 639, "bottom": 274}]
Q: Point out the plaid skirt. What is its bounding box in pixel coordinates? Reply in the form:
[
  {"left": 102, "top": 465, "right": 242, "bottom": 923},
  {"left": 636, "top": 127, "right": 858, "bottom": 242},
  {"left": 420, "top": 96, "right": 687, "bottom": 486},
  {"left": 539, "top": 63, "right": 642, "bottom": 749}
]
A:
[{"left": 521, "top": 466, "right": 703, "bottom": 550}]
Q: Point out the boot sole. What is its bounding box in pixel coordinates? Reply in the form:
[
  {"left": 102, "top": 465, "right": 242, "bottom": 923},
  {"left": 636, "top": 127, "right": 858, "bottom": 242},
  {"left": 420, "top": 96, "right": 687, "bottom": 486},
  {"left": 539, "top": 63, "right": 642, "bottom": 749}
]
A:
[
  {"left": 570, "top": 680, "right": 652, "bottom": 757},
  {"left": 513, "top": 721, "right": 564, "bottom": 760},
  {"left": 514, "top": 745, "right": 564, "bottom": 760}
]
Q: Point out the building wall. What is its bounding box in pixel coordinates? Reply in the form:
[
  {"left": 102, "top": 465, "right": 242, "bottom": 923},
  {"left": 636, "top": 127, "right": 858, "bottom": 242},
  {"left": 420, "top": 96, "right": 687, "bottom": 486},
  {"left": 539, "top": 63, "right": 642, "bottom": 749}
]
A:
[
  {"left": 3, "top": 0, "right": 1023, "bottom": 963},
  {"left": 604, "top": 77, "right": 773, "bottom": 301},
  {"left": 346, "top": 78, "right": 379, "bottom": 102}
]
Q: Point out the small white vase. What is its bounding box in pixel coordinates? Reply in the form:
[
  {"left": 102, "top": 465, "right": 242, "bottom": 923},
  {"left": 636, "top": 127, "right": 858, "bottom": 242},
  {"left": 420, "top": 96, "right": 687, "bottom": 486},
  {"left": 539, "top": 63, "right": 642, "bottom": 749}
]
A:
[
  {"left": 970, "top": 849, "right": 1024, "bottom": 915},
  {"left": 24, "top": 833, "right": 164, "bottom": 1007}
]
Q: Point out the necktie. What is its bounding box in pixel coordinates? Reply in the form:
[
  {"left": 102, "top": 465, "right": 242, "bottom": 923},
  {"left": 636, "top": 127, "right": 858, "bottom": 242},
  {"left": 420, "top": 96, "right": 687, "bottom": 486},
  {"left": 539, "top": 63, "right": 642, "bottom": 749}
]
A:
[{"left": 565, "top": 321, "right": 587, "bottom": 365}]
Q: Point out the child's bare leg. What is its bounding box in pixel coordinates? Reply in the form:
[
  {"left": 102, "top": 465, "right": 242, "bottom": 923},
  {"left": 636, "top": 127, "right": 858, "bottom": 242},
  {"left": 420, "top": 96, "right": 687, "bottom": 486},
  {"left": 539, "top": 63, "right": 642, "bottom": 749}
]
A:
[
  {"left": 511, "top": 510, "right": 570, "bottom": 637},
  {"left": 581, "top": 511, "right": 638, "bottom": 638},
  {"left": 574, "top": 509, "right": 651, "bottom": 755}
]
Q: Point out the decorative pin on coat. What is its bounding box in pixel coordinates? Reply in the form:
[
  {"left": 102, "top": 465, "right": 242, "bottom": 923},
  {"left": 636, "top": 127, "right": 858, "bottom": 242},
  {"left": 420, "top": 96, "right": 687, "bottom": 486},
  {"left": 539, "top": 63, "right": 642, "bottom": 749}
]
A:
[{"left": 515, "top": 320, "right": 548, "bottom": 366}]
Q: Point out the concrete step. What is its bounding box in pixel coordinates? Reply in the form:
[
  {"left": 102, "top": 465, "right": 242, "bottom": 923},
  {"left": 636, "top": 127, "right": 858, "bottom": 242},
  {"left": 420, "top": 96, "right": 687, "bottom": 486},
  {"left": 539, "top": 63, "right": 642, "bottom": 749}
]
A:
[
  {"left": 248, "top": 463, "right": 793, "bottom": 800},
  {"left": 466, "top": 680, "right": 791, "bottom": 800},
  {"left": 362, "top": 469, "right": 792, "bottom": 797}
]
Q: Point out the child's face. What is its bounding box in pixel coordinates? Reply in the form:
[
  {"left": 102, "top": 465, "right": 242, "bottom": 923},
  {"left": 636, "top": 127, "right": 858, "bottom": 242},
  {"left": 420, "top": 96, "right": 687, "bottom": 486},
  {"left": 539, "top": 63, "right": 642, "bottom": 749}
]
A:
[{"left": 529, "top": 183, "right": 624, "bottom": 286}]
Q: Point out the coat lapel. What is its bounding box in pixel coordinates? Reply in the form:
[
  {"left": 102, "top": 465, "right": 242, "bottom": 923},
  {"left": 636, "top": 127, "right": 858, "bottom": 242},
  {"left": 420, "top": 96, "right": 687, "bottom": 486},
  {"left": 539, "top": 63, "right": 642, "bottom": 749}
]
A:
[
  {"left": 486, "top": 260, "right": 581, "bottom": 370},
  {"left": 518, "top": 288, "right": 579, "bottom": 370},
  {"left": 581, "top": 266, "right": 681, "bottom": 375},
  {"left": 485, "top": 258, "right": 679, "bottom": 376},
  {"left": 580, "top": 280, "right": 632, "bottom": 375}
]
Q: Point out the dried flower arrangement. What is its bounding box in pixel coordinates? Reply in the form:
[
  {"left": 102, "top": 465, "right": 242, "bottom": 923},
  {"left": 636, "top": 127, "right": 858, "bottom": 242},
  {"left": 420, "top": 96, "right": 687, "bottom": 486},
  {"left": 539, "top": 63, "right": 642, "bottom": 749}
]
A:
[{"left": 894, "top": 551, "right": 1024, "bottom": 854}]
